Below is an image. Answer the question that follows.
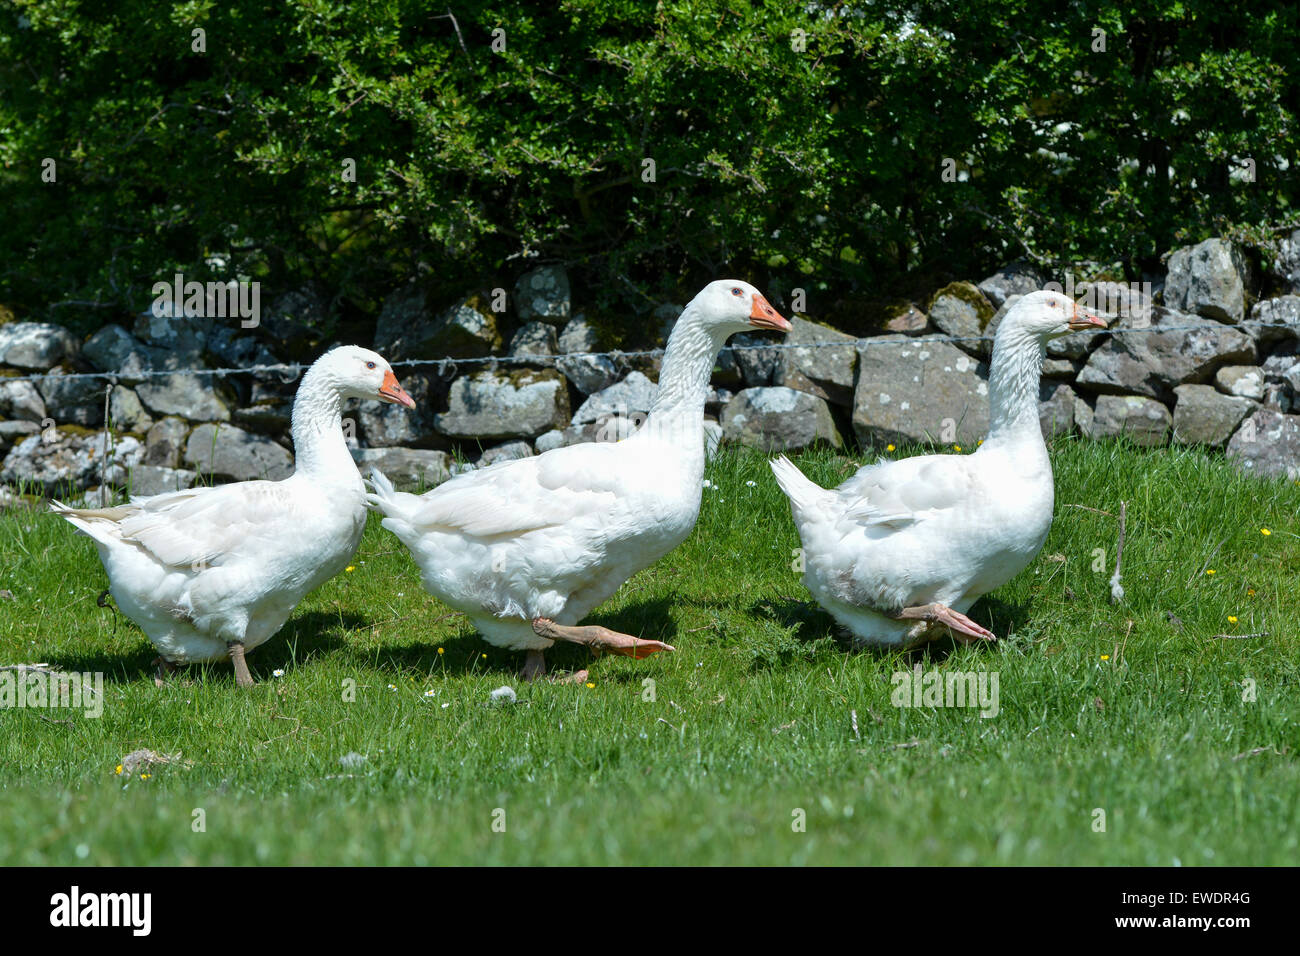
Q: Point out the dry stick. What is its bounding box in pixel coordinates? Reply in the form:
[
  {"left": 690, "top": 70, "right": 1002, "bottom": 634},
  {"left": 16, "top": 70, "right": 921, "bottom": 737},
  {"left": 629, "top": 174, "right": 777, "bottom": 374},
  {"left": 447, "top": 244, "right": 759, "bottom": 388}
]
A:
[
  {"left": 1211, "top": 631, "right": 1270, "bottom": 640},
  {"left": 1109, "top": 500, "right": 1127, "bottom": 603}
]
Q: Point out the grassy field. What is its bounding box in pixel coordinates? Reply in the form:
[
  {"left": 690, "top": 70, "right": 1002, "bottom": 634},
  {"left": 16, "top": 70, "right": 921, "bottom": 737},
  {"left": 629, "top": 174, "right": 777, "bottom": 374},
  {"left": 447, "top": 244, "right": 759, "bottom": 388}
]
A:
[{"left": 1, "top": 438, "right": 1298, "bottom": 865}]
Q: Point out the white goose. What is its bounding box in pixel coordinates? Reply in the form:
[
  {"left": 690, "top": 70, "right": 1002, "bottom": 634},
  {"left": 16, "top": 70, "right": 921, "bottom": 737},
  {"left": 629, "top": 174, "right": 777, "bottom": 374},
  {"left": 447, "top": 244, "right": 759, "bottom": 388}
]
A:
[
  {"left": 51, "top": 346, "right": 415, "bottom": 686},
  {"left": 367, "top": 280, "right": 790, "bottom": 680},
  {"left": 771, "top": 290, "right": 1105, "bottom": 648}
]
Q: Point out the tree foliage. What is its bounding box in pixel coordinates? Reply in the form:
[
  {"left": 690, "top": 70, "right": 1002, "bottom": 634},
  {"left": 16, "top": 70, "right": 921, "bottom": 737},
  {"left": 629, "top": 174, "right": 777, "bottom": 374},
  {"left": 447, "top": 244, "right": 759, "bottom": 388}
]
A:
[{"left": 1, "top": 0, "right": 1296, "bottom": 328}]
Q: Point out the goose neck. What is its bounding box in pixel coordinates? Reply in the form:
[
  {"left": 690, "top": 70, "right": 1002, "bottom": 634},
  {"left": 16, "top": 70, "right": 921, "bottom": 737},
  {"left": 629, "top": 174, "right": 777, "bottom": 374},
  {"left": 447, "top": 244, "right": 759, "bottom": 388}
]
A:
[
  {"left": 986, "top": 325, "right": 1047, "bottom": 445},
  {"left": 642, "top": 306, "right": 727, "bottom": 440},
  {"left": 290, "top": 365, "right": 357, "bottom": 482}
]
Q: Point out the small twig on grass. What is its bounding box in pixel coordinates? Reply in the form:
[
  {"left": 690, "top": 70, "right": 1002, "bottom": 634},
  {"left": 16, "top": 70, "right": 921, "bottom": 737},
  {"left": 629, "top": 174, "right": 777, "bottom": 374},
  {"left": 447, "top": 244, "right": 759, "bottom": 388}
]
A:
[
  {"left": 1109, "top": 501, "right": 1127, "bottom": 603},
  {"left": 1065, "top": 503, "right": 1115, "bottom": 517},
  {"left": 1114, "top": 619, "right": 1134, "bottom": 664},
  {"left": 1210, "top": 631, "right": 1269, "bottom": 640},
  {"left": 888, "top": 739, "right": 921, "bottom": 751},
  {"left": 850, "top": 709, "right": 860, "bottom": 740}
]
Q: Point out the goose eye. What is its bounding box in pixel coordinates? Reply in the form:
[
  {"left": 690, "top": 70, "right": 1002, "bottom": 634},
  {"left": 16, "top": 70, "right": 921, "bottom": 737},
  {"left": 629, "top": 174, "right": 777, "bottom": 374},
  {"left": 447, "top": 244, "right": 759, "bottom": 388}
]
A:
[
  {"left": 366, "top": 361, "right": 376, "bottom": 369},
  {"left": 731, "top": 287, "right": 743, "bottom": 297}
]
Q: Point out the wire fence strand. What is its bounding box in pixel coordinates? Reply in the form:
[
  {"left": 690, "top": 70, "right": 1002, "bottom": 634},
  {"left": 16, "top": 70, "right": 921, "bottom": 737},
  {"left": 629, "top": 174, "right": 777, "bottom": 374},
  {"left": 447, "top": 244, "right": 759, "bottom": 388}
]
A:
[{"left": 1, "top": 319, "right": 1294, "bottom": 386}]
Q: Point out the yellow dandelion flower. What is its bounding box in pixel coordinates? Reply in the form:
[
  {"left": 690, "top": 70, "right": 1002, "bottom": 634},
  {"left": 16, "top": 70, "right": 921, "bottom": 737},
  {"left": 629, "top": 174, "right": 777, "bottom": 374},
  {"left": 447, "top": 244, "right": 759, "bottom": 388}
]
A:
[
  {"left": 1260, "top": 528, "right": 1271, "bottom": 536},
  {"left": 954, "top": 445, "right": 962, "bottom": 452},
  {"left": 1248, "top": 588, "right": 1257, "bottom": 597},
  {"left": 1228, "top": 616, "right": 1238, "bottom": 624},
  {"left": 437, "top": 647, "right": 445, "bottom": 655},
  {"left": 481, "top": 653, "right": 487, "bottom": 658},
  {"left": 114, "top": 765, "right": 123, "bottom": 775},
  {"left": 345, "top": 565, "right": 356, "bottom": 572},
  {"left": 1100, "top": 654, "right": 1110, "bottom": 661},
  {"left": 585, "top": 682, "right": 595, "bottom": 688},
  {"left": 886, "top": 444, "right": 895, "bottom": 452},
  {"left": 1206, "top": 569, "right": 1216, "bottom": 575},
  {"left": 140, "top": 773, "right": 151, "bottom": 780}
]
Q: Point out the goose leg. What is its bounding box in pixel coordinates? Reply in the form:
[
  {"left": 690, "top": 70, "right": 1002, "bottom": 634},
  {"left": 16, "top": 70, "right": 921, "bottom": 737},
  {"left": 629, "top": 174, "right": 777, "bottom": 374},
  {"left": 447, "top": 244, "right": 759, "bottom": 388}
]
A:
[
  {"left": 522, "top": 649, "right": 547, "bottom": 682},
  {"left": 227, "top": 641, "right": 255, "bottom": 688},
  {"left": 890, "top": 604, "right": 996, "bottom": 643},
  {"left": 531, "top": 618, "right": 676, "bottom": 659}
]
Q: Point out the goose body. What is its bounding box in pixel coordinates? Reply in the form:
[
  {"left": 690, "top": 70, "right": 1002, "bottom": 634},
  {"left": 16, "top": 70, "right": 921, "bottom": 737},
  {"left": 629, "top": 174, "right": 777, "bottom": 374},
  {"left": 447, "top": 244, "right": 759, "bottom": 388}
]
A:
[
  {"left": 368, "top": 280, "right": 790, "bottom": 676},
  {"left": 772, "top": 291, "right": 1106, "bottom": 648},
  {"left": 52, "top": 346, "right": 414, "bottom": 682}
]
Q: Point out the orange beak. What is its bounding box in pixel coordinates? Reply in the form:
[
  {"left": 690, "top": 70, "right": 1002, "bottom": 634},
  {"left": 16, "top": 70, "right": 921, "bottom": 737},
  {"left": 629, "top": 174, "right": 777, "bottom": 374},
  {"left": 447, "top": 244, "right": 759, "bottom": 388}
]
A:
[
  {"left": 378, "top": 368, "right": 416, "bottom": 409},
  {"left": 1069, "top": 302, "right": 1108, "bottom": 331},
  {"left": 749, "top": 294, "right": 791, "bottom": 332}
]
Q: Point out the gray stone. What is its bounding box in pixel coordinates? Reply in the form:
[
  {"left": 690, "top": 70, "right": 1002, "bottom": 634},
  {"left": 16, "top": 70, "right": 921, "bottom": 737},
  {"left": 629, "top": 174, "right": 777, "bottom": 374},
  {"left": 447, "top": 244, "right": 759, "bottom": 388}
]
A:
[
  {"left": 477, "top": 440, "right": 535, "bottom": 467},
  {"left": 1214, "top": 365, "right": 1266, "bottom": 401},
  {"left": 108, "top": 386, "right": 154, "bottom": 433},
  {"left": 1, "top": 432, "right": 143, "bottom": 494},
  {"left": 0, "top": 420, "right": 39, "bottom": 451},
  {"left": 772, "top": 316, "right": 858, "bottom": 406},
  {"left": 514, "top": 265, "right": 571, "bottom": 325},
  {"left": 1073, "top": 393, "right": 1095, "bottom": 435},
  {"left": 37, "top": 367, "right": 105, "bottom": 427},
  {"left": 557, "top": 352, "right": 618, "bottom": 395},
  {"left": 1076, "top": 307, "right": 1255, "bottom": 400},
  {"left": 534, "top": 429, "right": 565, "bottom": 453},
  {"left": 1082, "top": 395, "right": 1171, "bottom": 447},
  {"left": 121, "top": 465, "right": 197, "bottom": 497},
  {"left": 131, "top": 303, "right": 208, "bottom": 363},
  {"left": 1227, "top": 410, "right": 1300, "bottom": 480},
  {"left": 572, "top": 371, "right": 658, "bottom": 426},
  {"left": 703, "top": 420, "right": 723, "bottom": 460},
  {"left": 135, "top": 373, "right": 232, "bottom": 422},
  {"left": 725, "top": 332, "right": 782, "bottom": 387},
  {"left": 1043, "top": 357, "right": 1081, "bottom": 378},
  {"left": 883, "top": 305, "right": 930, "bottom": 335},
  {"left": 0, "top": 378, "right": 47, "bottom": 422},
  {"left": 82, "top": 324, "right": 142, "bottom": 373},
  {"left": 977, "top": 263, "right": 1043, "bottom": 310},
  {"left": 351, "top": 447, "right": 451, "bottom": 491},
  {"left": 1172, "top": 384, "right": 1254, "bottom": 448},
  {"left": 0, "top": 322, "right": 79, "bottom": 370},
  {"left": 555, "top": 315, "right": 619, "bottom": 393},
  {"left": 434, "top": 368, "right": 570, "bottom": 440},
  {"left": 356, "top": 370, "right": 445, "bottom": 449},
  {"left": 852, "top": 337, "right": 990, "bottom": 446},
  {"left": 374, "top": 287, "right": 502, "bottom": 360},
  {"left": 928, "top": 282, "right": 994, "bottom": 347},
  {"left": 143, "top": 417, "right": 191, "bottom": 468},
  {"left": 259, "top": 285, "right": 331, "bottom": 354},
  {"left": 1077, "top": 281, "right": 1154, "bottom": 328},
  {"left": 1164, "top": 238, "right": 1249, "bottom": 323},
  {"left": 1247, "top": 295, "right": 1300, "bottom": 346},
  {"left": 1272, "top": 229, "right": 1300, "bottom": 293},
  {"left": 721, "top": 387, "right": 841, "bottom": 452},
  {"left": 185, "top": 423, "right": 293, "bottom": 481},
  {"left": 234, "top": 401, "right": 293, "bottom": 436},
  {"left": 1038, "top": 382, "right": 1076, "bottom": 439},
  {"left": 508, "top": 321, "right": 558, "bottom": 358}
]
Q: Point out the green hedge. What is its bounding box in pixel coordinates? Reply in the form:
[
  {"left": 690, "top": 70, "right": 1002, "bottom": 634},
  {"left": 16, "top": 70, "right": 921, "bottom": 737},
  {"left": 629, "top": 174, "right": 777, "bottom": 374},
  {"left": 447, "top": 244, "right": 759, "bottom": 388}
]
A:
[{"left": 1, "top": 0, "right": 1296, "bottom": 329}]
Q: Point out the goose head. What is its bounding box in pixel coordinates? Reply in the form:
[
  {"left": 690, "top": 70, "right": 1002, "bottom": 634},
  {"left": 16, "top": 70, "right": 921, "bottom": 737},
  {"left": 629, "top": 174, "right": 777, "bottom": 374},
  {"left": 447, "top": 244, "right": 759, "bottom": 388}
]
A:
[
  {"left": 693, "top": 280, "right": 792, "bottom": 335},
  {"left": 316, "top": 345, "right": 416, "bottom": 408},
  {"left": 1005, "top": 289, "right": 1108, "bottom": 340}
]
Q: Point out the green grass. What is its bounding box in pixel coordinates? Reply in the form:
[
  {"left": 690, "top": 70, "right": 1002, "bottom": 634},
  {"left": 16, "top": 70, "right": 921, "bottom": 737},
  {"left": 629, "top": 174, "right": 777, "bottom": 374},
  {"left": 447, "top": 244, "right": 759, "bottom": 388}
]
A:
[{"left": 2, "top": 439, "right": 1299, "bottom": 865}]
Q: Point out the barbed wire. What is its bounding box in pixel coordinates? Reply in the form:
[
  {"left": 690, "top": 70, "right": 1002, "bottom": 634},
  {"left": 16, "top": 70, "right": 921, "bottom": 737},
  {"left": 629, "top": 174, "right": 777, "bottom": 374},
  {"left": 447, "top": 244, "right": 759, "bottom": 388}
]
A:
[{"left": 1, "top": 318, "right": 1295, "bottom": 386}]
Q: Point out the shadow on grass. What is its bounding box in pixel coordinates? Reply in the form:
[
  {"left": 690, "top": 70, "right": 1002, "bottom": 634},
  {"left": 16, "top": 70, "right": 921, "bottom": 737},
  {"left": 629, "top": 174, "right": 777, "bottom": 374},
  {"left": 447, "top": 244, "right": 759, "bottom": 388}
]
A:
[
  {"left": 356, "top": 596, "right": 679, "bottom": 682},
  {"left": 749, "top": 593, "right": 1030, "bottom": 665},
  {"left": 49, "top": 609, "right": 364, "bottom": 685}
]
